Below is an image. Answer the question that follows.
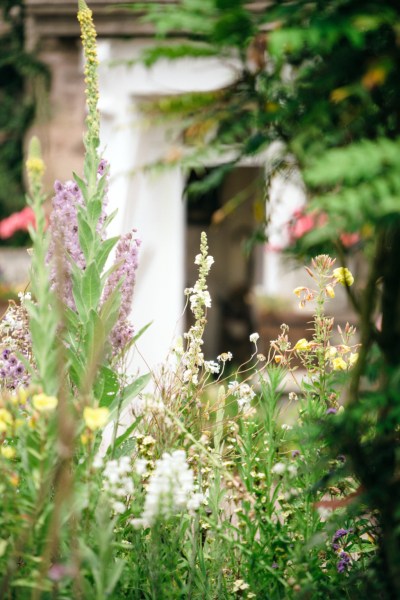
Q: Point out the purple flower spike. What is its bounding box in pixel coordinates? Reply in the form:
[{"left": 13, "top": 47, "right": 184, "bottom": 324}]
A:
[
  {"left": 326, "top": 407, "right": 337, "bottom": 415},
  {"left": 333, "top": 528, "right": 349, "bottom": 542},
  {"left": 337, "top": 551, "right": 351, "bottom": 573},
  {"left": 102, "top": 230, "right": 140, "bottom": 356}
]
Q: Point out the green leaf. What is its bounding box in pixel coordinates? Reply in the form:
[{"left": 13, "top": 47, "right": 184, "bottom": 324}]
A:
[
  {"left": 73, "top": 171, "right": 89, "bottom": 203},
  {"left": 105, "top": 558, "right": 125, "bottom": 596},
  {"left": 84, "top": 309, "right": 106, "bottom": 372},
  {"left": 77, "top": 209, "right": 95, "bottom": 262},
  {"left": 81, "top": 261, "right": 102, "bottom": 313},
  {"left": 95, "top": 365, "right": 120, "bottom": 407},
  {"left": 97, "top": 236, "right": 119, "bottom": 274},
  {"left": 109, "top": 373, "right": 151, "bottom": 418},
  {"left": 101, "top": 208, "right": 118, "bottom": 232},
  {"left": 109, "top": 416, "right": 142, "bottom": 453},
  {"left": 87, "top": 197, "right": 103, "bottom": 226},
  {"left": 99, "top": 284, "right": 121, "bottom": 336},
  {"left": 133, "top": 320, "right": 153, "bottom": 343}
]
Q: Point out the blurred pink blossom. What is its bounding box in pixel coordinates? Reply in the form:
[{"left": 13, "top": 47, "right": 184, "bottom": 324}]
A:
[{"left": 0, "top": 207, "right": 36, "bottom": 239}]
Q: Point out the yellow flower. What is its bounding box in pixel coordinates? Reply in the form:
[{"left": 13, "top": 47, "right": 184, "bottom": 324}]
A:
[
  {"left": 349, "top": 352, "right": 359, "bottom": 367},
  {"left": 332, "top": 357, "right": 347, "bottom": 371},
  {"left": 293, "top": 286, "right": 306, "bottom": 297},
  {"left": 26, "top": 137, "right": 45, "bottom": 191},
  {"left": 0, "top": 409, "right": 13, "bottom": 432},
  {"left": 18, "top": 387, "right": 28, "bottom": 405},
  {"left": 325, "top": 346, "right": 337, "bottom": 359},
  {"left": 293, "top": 338, "right": 311, "bottom": 352},
  {"left": 9, "top": 473, "right": 19, "bottom": 487},
  {"left": 1, "top": 446, "right": 16, "bottom": 460},
  {"left": 332, "top": 267, "right": 354, "bottom": 287},
  {"left": 32, "top": 393, "right": 58, "bottom": 412},
  {"left": 83, "top": 407, "right": 109, "bottom": 431},
  {"left": 25, "top": 157, "right": 45, "bottom": 179},
  {"left": 325, "top": 285, "right": 335, "bottom": 298},
  {"left": 330, "top": 87, "right": 350, "bottom": 103}
]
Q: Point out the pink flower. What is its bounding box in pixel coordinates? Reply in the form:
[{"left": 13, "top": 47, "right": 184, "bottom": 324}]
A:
[
  {"left": 339, "top": 232, "right": 360, "bottom": 248},
  {"left": 0, "top": 207, "right": 36, "bottom": 239},
  {"left": 287, "top": 209, "right": 328, "bottom": 243}
]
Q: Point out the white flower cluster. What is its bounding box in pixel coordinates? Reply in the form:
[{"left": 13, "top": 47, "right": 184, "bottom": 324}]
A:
[
  {"left": 194, "top": 253, "right": 214, "bottom": 269},
  {"left": 271, "top": 461, "right": 297, "bottom": 477},
  {"left": 228, "top": 381, "right": 256, "bottom": 408},
  {"left": 131, "top": 450, "right": 203, "bottom": 528},
  {"left": 217, "top": 352, "right": 233, "bottom": 362},
  {"left": 95, "top": 456, "right": 134, "bottom": 515},
  {"left": 18, "top": 291, "right": 32, "bottom": 302},
  {"left": 249, "top": 332, "right": 259, "bottom": 344},
  {"left": 182, "top": 325, "right": 204, "bottom": 384},
  {"left": 204, "top": 360, "right": 220, "bottom": 374},
  {"left": 187, "top": 285, "right": 212, "bottom": 313},
  {"left": 181, "top": 233, "right": 214, "bottom": 385}
]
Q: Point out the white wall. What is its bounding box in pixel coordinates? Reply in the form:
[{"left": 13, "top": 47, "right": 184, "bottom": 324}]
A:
[
  {"left": 97, "top": 40, "right": 238, "bottom": 371},
  {"left": 97, "top": 40, "right": 311, "bottom": 371}
]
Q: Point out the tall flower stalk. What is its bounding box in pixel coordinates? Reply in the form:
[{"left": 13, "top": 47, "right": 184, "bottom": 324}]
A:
[{"left": 25, "top": 136, "right": 59, "bottom": 395}]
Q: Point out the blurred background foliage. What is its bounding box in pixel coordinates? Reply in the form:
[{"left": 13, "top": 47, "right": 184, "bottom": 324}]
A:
[
  {"left": 128, "top": 0, "right": 400, "bottom": 596},
  {"left": 0, "top": 0, "right": 48, "bottom": 247},
  {"left": 130, "top": 0, "right": 400, "bottom": 256}
]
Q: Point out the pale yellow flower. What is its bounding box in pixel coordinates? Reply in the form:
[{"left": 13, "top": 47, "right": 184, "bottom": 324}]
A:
[
  {"left": 349, "top": 352, "right": 359, "bottom": 367},
  {"left": 142, "top": 435, "right": 156, "bottom": 446},
  {"left": 25, "top": 157, "right": 45, "bottom": 179},
  {"left": 325, "top": 346, "right": 337, "bottom": 359},
  {"left": 332, "top": 267, "right": 354, "bottom": 286},
  {"left": 325, "top": 285, "right": 335, "bottom": 298},
  {"left": 83, "top": 406, "right": 109, "bottom": 431},
  {"left": 293, "top": 338, "right": 311, "bottom": 352},
  {"left": 1, "top": 446, "right": 16, "bottom": 459},
  {"left": 32, "top": 393, "right": 58, "bottom": 412},
  {"left": 293, "top": 286, "right": 306, "bottom": 297},
  {"left": 18, "top": 387, "right": 28, "bottom": 405},
  {"left": 0, "top": 408, "right": 13, "bottom": 432},
  {"left": 332, "top": 357, "right": 347, "bottom": 371}
]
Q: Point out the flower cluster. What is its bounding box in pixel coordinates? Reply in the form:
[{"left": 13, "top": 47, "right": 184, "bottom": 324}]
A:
[
  {"left": 77, "top": 0, "right": 100, "bottom": 145},
  {"left": 131, "top": 450, "right": 203, "bottom": 528},
  {"left": 100, "top": 456, "right": 134, "bottom": 515},
  {"left": 293, "top": 256, "right": 354, "bottom": 309},
  {"left": 0, "top": 293, "right": 32, "bottom": 391},
  {"left": 47, "top": 179, "right": 85, "bottom": 309},
  {"left": 227, "top": 380, "right": 256, "bottom": 409},
  {"left": 182, "top": 232, "right": 214, "bottom": 384},
  {"left": 331, "top": 528, "right": 353, "bottom": 573},
  {"left": 102, "top": 230, "right": 140, "bottom": 355}
]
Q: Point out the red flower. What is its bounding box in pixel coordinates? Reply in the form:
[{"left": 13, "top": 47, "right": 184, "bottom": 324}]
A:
[{"left": 0, "top": 207, "right": 36, "bottom": 239}]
